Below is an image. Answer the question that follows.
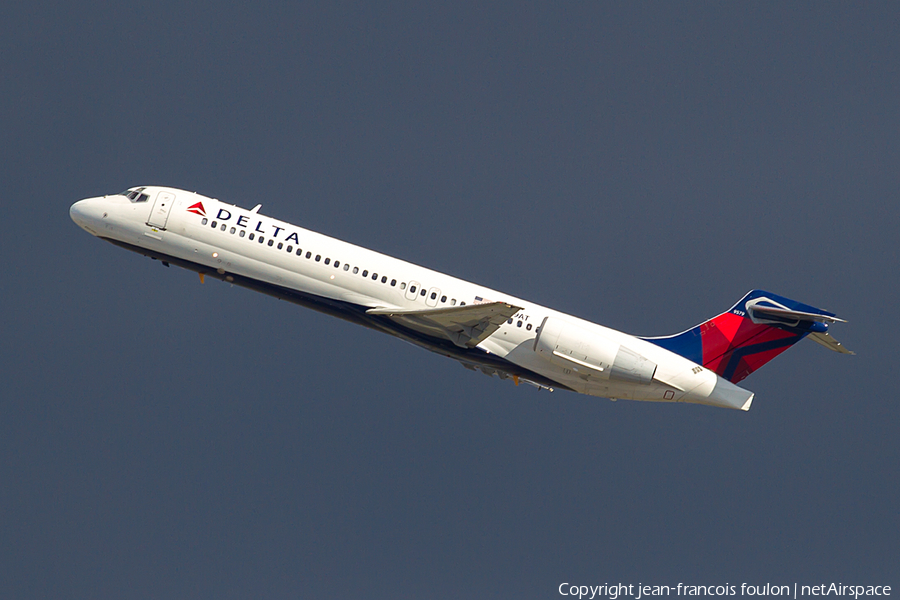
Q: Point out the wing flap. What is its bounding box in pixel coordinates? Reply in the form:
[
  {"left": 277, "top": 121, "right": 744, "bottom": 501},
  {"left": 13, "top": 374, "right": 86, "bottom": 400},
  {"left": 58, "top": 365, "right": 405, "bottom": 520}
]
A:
[{"left": 367, "top": 301, "right": 522, "bottom": 348}]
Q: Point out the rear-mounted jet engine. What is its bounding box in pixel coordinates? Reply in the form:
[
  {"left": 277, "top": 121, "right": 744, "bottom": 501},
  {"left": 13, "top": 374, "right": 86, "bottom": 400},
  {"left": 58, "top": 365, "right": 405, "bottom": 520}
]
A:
[{"left": 533, "top": 317, "right": 657, "bottom": 384}]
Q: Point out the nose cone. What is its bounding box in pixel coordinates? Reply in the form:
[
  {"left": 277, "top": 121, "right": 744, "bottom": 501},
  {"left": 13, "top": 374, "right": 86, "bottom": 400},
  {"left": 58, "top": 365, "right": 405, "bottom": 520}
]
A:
[{"left": 70, "top": 197, "right": 105, "bottom": 234}]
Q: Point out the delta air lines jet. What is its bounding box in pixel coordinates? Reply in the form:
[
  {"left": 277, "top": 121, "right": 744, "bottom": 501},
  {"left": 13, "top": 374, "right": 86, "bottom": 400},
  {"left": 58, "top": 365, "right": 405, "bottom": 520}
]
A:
[{"left": 70, "top": 186, "right": 852, "bottom": 410}]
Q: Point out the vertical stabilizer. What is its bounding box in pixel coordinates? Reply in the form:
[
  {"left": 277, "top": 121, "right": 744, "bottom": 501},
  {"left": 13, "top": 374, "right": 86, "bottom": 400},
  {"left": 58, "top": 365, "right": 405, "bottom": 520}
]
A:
[{"left": 643, "top": 290, "right": 850, "bottom": 383}]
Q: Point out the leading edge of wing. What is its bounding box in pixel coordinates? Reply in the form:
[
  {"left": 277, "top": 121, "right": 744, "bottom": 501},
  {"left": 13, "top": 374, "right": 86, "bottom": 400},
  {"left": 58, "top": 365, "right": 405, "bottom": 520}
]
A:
[{"left": 367, "top": 301, "right": 522, "bottom": 348}]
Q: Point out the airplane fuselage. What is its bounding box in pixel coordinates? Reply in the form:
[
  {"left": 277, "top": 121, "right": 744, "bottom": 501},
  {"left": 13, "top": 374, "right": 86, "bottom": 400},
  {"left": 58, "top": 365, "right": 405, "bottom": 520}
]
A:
[{"left": 70, "top": 186, "right": 767, "bottom": 410}]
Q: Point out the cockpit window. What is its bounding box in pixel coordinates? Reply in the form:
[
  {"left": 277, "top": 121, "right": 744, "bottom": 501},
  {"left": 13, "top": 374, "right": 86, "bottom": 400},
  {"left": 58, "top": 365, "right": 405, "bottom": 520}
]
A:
[{"left": 121, "top": 187, "right": 148, "bottom": 202}]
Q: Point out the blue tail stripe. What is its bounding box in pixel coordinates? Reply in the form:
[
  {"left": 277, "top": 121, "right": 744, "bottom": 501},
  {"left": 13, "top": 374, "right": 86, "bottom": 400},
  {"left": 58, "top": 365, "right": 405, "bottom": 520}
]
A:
[
  {"left": 648, "top": 331, "right": 703, "bottom": 365},
  {"left": 721, "top": 334, "right": 806, "bottom": 381}
]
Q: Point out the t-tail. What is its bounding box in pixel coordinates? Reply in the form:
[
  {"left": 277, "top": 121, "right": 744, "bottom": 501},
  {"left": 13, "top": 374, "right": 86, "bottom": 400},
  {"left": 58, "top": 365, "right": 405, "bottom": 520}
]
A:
[{"left": 644, "top": 290, "right": 853, "bottom": 384}]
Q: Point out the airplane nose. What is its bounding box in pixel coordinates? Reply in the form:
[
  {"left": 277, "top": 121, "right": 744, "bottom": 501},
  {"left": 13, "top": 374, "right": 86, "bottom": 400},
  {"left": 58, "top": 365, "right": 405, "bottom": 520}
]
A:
[
  {"left": 70, "top": 197, "right": 105, "bottom": 234},
  {"left": 69, "top": 200, "right": 85, "bottom": 223}
]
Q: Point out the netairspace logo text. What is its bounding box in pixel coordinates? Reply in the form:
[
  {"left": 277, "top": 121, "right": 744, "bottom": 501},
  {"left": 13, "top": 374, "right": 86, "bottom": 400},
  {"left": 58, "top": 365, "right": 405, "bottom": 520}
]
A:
[{"left": 558, "top": 583, "right": 891, "bottom": 600}]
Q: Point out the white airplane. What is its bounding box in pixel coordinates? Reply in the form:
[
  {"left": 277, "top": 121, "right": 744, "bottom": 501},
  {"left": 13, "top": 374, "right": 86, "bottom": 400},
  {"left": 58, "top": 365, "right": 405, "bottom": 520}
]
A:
[{"left": 70, "top": 186, "right": 852, "bottom": 411}]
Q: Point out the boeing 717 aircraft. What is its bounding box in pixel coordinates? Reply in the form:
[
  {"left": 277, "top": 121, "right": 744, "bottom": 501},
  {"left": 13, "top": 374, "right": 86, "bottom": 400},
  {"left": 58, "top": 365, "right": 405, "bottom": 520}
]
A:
[{"left": 70, "top": 186, "right": 852, "bottom": 410}]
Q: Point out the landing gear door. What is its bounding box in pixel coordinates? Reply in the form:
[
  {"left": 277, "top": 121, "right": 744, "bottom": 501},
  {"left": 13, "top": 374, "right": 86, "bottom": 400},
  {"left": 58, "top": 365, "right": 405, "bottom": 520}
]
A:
[{"left": 147, "top": 191, "right": 176, "bottom": 229}]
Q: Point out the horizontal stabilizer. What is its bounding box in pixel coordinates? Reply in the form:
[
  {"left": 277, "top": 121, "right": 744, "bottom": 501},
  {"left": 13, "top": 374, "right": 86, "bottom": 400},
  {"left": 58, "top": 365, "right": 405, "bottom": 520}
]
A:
[
  {"left": 747, "top": 303, "right": 846, "bottom": 324},
  {"left": 808, "top": 332, "right": 855, "bottom": 354}
]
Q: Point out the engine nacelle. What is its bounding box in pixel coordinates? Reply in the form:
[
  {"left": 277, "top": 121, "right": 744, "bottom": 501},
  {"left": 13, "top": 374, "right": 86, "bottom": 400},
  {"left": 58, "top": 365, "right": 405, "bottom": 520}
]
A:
[{"left": 534, "top": 317, "right": 657, "bottom": 384}]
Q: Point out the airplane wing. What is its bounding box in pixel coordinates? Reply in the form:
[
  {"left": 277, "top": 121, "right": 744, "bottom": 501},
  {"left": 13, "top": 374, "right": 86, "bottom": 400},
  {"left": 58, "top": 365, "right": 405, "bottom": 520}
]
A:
[{"left": 367, "top": 301, "right": 522, "bottom": 348}]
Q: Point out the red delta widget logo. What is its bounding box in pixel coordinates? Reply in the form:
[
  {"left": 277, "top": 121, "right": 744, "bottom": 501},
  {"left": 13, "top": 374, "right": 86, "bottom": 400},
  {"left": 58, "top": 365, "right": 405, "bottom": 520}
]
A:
[{"left": 186, "top": 202, "right": 206, "bottom": 216}]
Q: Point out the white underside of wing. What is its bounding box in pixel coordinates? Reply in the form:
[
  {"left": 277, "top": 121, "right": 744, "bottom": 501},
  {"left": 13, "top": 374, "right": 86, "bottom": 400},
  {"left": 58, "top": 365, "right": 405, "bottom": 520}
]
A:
[{"left": 367, "top": 302, "right": 523, "bottom": 348}]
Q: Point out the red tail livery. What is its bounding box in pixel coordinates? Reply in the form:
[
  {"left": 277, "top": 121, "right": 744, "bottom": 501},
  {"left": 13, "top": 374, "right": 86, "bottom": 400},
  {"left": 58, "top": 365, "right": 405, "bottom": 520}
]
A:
[{"left": 645, "top": 290, "right": 852, "bottom": 383}]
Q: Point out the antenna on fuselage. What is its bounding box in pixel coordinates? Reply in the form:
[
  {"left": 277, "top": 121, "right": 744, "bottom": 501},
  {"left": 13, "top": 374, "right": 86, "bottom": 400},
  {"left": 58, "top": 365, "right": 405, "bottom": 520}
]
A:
[{"left": 250, "top": 204, "right": 262, "bottom": 213}]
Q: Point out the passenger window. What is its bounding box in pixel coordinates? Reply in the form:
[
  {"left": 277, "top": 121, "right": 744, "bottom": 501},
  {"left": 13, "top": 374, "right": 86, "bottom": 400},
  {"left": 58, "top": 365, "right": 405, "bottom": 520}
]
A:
[
  {"left": 420, "top": 289, "right": 426, "bottom": 296},
  {"left": 277, "top": 242, "right": 283, "bottom": 249},
  {"left": 391, "top": 279, "right": 396, "bottom": 286},
  {"left": 344, "top": 264, "right": 350, "bottom": 271},
  {"left": 353, "top": 267, "right": 359, "bottom": 274},
  {"left": 296, "top": 248, "right": 302, "bottom": 256},
  {"left": 267, "top": 239, "right": 274, "bottom": 246},
  {"left": 287, "top": 245, "right": 292, "bottom": 252},
  {"left": 211, "top": 221, "right": 217, "bottom": 228},
  {"left": 441, "top": 295, "right": 446, "bottom": 302},
  {"left": 324, "top": 258, "right": 330, "bottom": 265},
  {"left": 315, "top": 255, "right": 321, "bottom": 262},
  {"left": 381, "top": 276, "right": 387, "bottom": 283},
  {"left": 202, "top": 218, "right": 208, "bottom": 225},
  {"left": 430, "top": 292, "right": 437, "bottom": 300},
  {"left": 259, "top": 237, "right": 265, "bottom": 244},
  {"left": 400, "top": 282, "right": 406, "bottom": 290},
  {"left": 517, "top": 321, "right": 522, "bottom": 327},
  {"left": 410, "top": 285, "right": 417, "bottom": 293},
  {"left": 249, "top": 233, "right": 255, "bottom": 240},
  {"left": 508, "top": 318, "right": 513, "bottom": 324},
  {"left": 221, "top": 224, "right": 226, "bottom": 231},
  {"left": 372, "top": 273, "right": 378, "bottom": 280},
  {"left": 362, "top": 270, "right": 368, "bottom": 277},
  {"left": 526, "top": 324, "right": 532, "bottom": 331},
  {"left": 451, "top": 299, "right": 456, "bottom": 305},
  {"left": 239, "top": 230, "right": 246, "bottom": 238},
  {"left": 230, "top": 227, "right": 236, "bottom": 234},
  {"left": 334, "top": 261, "right": 340, "bottom": 268},
  {"left": 306, "top": 251, "right": 312, "bottom": 258},
  {"left": 460, "top": 302, "right": 466, "bottom": 306}
]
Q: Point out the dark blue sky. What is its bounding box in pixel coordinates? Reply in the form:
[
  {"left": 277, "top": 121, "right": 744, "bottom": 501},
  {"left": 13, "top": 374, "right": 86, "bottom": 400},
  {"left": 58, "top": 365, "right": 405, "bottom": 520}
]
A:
[{"left": 2, "top": 3, "right": 897, "bottom": 598}]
